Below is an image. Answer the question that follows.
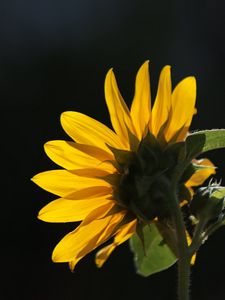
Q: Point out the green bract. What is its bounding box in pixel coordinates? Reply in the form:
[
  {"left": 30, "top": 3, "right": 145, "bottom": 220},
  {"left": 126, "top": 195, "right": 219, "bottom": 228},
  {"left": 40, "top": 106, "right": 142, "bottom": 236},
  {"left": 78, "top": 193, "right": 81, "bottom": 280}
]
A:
[{"left": 111, "top": 133, "right": 190, "bottom": 222}]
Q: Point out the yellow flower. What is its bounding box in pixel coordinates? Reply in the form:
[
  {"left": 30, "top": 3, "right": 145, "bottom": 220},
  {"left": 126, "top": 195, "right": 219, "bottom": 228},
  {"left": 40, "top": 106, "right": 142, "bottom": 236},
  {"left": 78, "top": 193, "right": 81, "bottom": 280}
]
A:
[{"left": 32, "top": 61, "right": 215, "bottom": 271}]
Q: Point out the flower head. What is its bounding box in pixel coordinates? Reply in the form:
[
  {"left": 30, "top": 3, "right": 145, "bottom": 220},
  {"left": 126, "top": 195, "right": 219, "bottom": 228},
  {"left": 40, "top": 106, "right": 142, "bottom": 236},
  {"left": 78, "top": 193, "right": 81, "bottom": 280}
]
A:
[{"left": 32, "top": 61, "right": 215, "bottom": 271}]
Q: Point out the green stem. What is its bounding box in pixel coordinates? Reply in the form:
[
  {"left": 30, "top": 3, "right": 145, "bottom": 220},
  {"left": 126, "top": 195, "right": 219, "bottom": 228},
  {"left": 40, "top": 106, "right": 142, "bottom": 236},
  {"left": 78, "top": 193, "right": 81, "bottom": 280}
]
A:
[
  {"left": 204, "top": 219, "right": 223, "bottom": 238},
  {"left": 189, "top": 219, "right": 206, "bottom": 256},
  {"left": 173, "top": 197, "right": 191, "bottom": 300},
  {"left": 178, "top": 255, "right": 191, "bottom": 300},
  {"left": 170, "top": 174, "right": 191, "bottom": 300}
]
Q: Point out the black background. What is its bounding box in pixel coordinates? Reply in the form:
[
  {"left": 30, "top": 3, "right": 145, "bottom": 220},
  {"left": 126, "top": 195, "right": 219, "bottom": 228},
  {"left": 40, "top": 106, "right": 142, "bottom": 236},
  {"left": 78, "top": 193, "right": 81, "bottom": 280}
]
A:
[{"left": 1, "top": 0, "right": 225, "bottom": 299}]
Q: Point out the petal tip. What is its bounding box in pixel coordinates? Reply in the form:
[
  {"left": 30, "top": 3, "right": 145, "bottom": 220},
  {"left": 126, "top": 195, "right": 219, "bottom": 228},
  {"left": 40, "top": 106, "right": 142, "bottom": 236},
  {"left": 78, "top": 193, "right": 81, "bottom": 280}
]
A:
[
  {"left": 37, "top": 212, "right": 45, "bottom": 222},
  {"left": 37, "top": 206, "right": 48, "bottom": 221},
  {"left": 44, "top": 141, "right": 52, "bottom": 152},
  {"left": 105, "top": 68, "right": 114, "bottom": 80},
  {"left": 31, "top": 175, "right": 38, "bottom": 183},
  {"left": 52, "top": 248, "right": 62, "bottom": 263},
  {"left": 60, "top": 111, "right": 69, "bottom": 121},
  {"left": 138, "top": 60, "right": 150, "bottom": 73},
  {"left": 44, "top": 140, "right": 61, "bottom": 153},
  {"left": 184, "top": 76, "right": 196, "bottom": 86},
  {"left": 164, "top": 65, "right": 171, "bottom": 70},
  {"left": 191, "top": 76, "right": 196, "bottom": 85},
  {"left": 142, "top": 60, "right": 149, "bottom": 66},
  {"left": 60, "top": 111, "right": 76, "bottom": 124}
]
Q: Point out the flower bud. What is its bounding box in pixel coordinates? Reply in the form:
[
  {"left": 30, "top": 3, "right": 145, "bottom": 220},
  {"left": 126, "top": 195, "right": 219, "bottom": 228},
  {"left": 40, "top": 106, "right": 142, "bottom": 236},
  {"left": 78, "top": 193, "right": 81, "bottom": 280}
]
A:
[{"left": 190, "top": 182, "right": 225, "bottom": 221}]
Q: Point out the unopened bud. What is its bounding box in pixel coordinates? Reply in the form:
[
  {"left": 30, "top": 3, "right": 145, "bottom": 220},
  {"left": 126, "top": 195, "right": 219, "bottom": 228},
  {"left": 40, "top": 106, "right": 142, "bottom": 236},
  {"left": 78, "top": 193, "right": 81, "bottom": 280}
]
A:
[{"left": 190, "top": 182, "right": 225, "bottom": 221}]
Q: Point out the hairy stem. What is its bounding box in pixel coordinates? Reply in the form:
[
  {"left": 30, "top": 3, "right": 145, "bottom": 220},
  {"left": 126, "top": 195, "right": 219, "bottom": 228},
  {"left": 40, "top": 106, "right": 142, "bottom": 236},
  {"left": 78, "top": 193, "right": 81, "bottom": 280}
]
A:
[
  {"left": 170, "top": 174, "right": 191, "bottom": 300},
  {"left": 189, "top": 219, "right": 206, "bottom": 256}
]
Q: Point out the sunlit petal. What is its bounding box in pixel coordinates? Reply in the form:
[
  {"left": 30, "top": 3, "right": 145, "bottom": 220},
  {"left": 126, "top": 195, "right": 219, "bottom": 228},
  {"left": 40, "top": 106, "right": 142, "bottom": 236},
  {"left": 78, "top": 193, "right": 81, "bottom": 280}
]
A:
[
  {"left": 186, "top": 159, "right": 216, "bottom": 187},
  {"left": 165, "top": 77, "right": 196, "bottom": 141},
  {"left": 95, "top": 219, "right": 137, "bottom": 267},
  {"left": 150, "top": 66, "right": 172, "bottom": 137},
  {"left": 32, "top": 170, "right": 110, "bottom": 197},
  {"left": 52, "top": 204, "right": 125, "bottom": 263},
  {"left": 61, "top": 111, "right": 124, "bottom": 152},
  {"left": 38, "top": 197, "right": 113, "bottom": 223},
  {"left": 44, "top": 140, "right": 115, "bottom": 172},
  {"left": 105, "top": 69, "right": 136, "bottom": 148},
  {"left": 130, "top": 61, "right": 151, "bottom": 140}
]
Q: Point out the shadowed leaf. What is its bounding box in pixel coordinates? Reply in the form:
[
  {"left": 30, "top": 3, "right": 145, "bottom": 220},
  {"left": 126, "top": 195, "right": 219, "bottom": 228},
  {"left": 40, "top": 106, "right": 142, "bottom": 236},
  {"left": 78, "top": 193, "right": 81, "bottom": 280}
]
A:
[
  {"left": 130, "top": 223, "right": 177, "bottom": 277},
  {"left": 186, "top": 129, "right": 225, "bottom": 159}
]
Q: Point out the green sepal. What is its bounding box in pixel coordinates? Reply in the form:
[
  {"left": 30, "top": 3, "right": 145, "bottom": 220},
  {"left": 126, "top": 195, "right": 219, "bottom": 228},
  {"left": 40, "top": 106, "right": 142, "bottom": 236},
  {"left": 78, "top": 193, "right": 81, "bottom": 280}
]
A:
[
  {"left": 162, "top": 142, "right": 186, "bottom": 172},
  {"left": 139, "top": 131, "right": 160, "bottom": 151},
  {"left": 186, "top": 129, "right": 225, "bottom": 159},
  {"left": 102, "top": 159, "right": 122, "bottom": 172},
  {"left": 130, "top": 223, "right": 177, "bottom": 277},
  {"left": 211, "top": 187, "right": 225, "bottom": 204},
  {"left": 106, "top": 145, "right": 136, "bottom": 167},
  {"left": 164, "top": 141, "right": 186, "bottom": 162},
  {"left": 126, "top": 125, "right": 140, "bottom": 152},
  {"left": 100, "top": 173, "right": 121, "bottom": 186},
  {"left": 138, "top": 133, "right": 161, "bottom": 175},
  {"left": 157, "top": 121, "right": 168, "bottom": 146}
]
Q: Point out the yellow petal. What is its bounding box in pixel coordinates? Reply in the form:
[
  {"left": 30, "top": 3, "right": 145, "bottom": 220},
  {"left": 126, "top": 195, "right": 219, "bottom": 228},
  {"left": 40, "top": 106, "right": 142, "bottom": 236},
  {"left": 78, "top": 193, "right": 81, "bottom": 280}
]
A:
[
  {"left": 95, "top": 244, "right": 116, "bottom": 268},
  {"left": 186, "top": 158, "right": 216, "bottom": 187},
  {"left": 53, "top": 203, "right": 114, "bottom": 262},
  {"left": 165, "top": 77, "right": 196, "bottom": 142},
  {"left": 113, "top": 218, "right": 137, "bottom": 244},
  {"left": 52, "top": 203, "right": 125, "bottom": 263},
  {"left": 150, "top": 66, "right": 172, "bottom": 137},
  {"left": 95, "top": 219, "right": 137, "bottom": 268},
  {"left": 69, "top": 257, "right": 82, "bottom": 272},
  {"left": 64, "top": 186, "right": 112, "bottom": 200},
  {"left": 105, "top": 69, "right": 135, "bottom": 148},
  {"left": 31, "top": 169, "right": 110, "bottom": 197},
  {"left": 44, "top": 140, "right": 115, "bottom": 172},
  {"left": 71, "top": 143, "right": 113, "bottom": 161},
  {"left": 190, "top": 254, "right": 196, "bottom": 265},
  {"left": 61, "top": 111, "right": 124, "bottom": 153},
  {"left": 130, "top": 61, "right": 151, "bottom": 140},
  {"left": 70, "top": 168, "right": 111, "bottom": 178},
  {"left": 180, "top": 200, "right": 188, "bottom": 207},
  {"left": 186, "top": 230, "right": 196, "bottom": 265},
  {"left": 76, "top": 210, "right": 126, "bottom": 258},
  {"left": 38, "top": 197, "right": 113, "bottom": 223}
]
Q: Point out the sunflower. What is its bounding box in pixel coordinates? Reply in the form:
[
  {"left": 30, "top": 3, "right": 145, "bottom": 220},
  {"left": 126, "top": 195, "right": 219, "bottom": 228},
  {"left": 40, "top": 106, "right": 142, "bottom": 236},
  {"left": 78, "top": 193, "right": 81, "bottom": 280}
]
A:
[{"left": 32, "top": 61, "right": 215, "bottom": 271}]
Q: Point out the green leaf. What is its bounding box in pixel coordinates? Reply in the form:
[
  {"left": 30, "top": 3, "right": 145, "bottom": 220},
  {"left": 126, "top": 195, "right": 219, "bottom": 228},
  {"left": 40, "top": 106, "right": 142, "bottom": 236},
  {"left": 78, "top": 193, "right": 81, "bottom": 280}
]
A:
[
  {"left": 130, "top": 223, "right": 177, "bottom": 277},
  {"left": 186, "top": 129, "right": 225, "bottom": 159}
]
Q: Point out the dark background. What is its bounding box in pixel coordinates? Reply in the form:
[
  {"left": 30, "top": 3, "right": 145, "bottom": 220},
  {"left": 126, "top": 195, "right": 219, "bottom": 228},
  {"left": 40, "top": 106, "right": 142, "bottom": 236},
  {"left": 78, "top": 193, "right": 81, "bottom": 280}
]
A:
[{"left": 1, "top": 0, "right": 225, "bottom": 299}]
